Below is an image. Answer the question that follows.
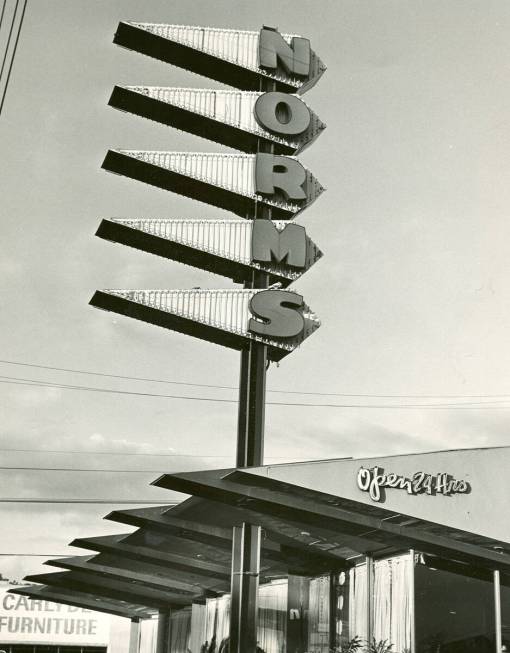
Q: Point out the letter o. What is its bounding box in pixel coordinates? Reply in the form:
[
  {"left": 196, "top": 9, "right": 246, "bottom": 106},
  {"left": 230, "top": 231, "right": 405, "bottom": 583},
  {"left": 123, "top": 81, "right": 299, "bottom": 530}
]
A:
[
  {"left": 357, "top": 468, "right": 370, "bottom": 491},
  {"left": 254, "top": 92, "right": 311, "bottom": 136}
]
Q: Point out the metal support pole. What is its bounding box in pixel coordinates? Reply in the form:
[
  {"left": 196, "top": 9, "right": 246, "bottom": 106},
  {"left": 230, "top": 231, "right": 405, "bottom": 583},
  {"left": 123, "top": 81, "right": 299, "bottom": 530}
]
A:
[
  {"left": 409, "top": 550, "right": 416, "bottom": 653},
  {"left": 229, "top": 79, "right": 275, "bottom": 653},
  {"left": 128, "top": 617, "right": 140, "bottom": 653},
  {"left": 366, "top": 556, "right": 373, "bottom": 646},
  {"left": 495, "top": 569, "right": 502, "bottom": 653}
]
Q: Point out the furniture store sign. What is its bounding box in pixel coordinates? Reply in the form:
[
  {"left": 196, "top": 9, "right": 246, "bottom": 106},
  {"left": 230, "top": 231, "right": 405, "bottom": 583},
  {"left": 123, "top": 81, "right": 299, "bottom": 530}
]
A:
[
  {"left": 0, "top": 589, "right": 109, "bottom": 645},
  {"left": 357, "top": 466, "right": 471, "bottom": 503}
]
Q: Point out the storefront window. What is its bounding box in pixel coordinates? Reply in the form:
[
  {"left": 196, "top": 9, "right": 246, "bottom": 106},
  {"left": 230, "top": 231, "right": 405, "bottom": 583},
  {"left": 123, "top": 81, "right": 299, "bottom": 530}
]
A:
[
  {"left": 258, "top": 580, "right": 287, "bottom": 653},
  {"left": 169, "top": 607, "right": 193, "bottom": 653},
  {"left": 333, "top": 563, "right": 368, "bottom": 651},
  {"left": 373, "top": 553, "right": 413, "bottom": 653},
  {"left": 202, "top": 594, "right": 230, "bottom": 652},
  {"left": 499, "top": 577, "right": 510, "bottom": 652},
  {"left": 415, "top": 554, "right": 495, "bottom": 653}
]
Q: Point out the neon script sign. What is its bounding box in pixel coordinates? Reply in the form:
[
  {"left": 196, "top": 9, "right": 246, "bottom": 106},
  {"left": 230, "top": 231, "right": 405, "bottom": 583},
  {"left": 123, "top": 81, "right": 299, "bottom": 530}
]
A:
[{"left": 357, "top": 466, "right": 471, "bottom": 503}]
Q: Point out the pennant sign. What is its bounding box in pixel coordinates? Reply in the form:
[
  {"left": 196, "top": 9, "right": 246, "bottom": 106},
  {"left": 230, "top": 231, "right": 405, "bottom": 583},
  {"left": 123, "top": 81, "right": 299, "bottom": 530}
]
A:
[{"left": 92, "top": 23, "right": 326, "bottom": 355}]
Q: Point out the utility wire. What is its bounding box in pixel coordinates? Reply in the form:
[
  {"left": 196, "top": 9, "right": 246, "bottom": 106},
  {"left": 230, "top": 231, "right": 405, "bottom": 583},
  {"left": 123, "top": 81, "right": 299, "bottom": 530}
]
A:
[
  {"left": 1, "top": 358, "right": 509, "bottom": 400},
  {"left": 0, "top": 446, "right": 296, "bottom": 459},
  {"left": 0, "top": 554, "right": 69, "bottom": 557},
  {"left": 2, "top": 374, "right": 510, "bottom": 409},
  {"left": 0, "top": 465, "right": 219, "bottom": 472},
  {"left": 0, "top": 0, "right": 8, "bottom": 34},
  {"left": 0, "top": 0, "right": 18, "bottom": 81},
  {"left": 0, "top": 0, "right": 25, "bottom": 117},
  {"left": 0, "top": 499, "right": 178, "bottom": 504}
]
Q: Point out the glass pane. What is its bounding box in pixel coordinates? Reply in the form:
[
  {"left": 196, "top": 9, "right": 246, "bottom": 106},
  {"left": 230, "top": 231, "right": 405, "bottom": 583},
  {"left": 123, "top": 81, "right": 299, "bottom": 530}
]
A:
[
  {"left": 307, "top": 575, "right": 330, "bottom": 653},
  {"left": 258, "top": 580, "right": 287, "bottom": 653},
  {"left": 202, "top": 595, "right": 230, "bottom": 652},
  {"left": 415, "top": 555, "right": 495, "bottom": 653},
  {"left": 373, "top": 554, "right": 413, "bottom": 653},
  {"left": 170, "top": 607, "right": 192, "bottom": 653},
  {"left": 334, "top": 563, "right": 368, "bottom": 650},
  {"left": 499, "top": 578, "right": 510, "bottom": 652}
]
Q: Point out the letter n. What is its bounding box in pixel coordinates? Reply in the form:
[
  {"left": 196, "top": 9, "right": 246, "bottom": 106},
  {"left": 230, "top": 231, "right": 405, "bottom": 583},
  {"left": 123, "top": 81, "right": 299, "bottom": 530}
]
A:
[{"left": 259, "top": 27, "right": 310, "bottom": 76}]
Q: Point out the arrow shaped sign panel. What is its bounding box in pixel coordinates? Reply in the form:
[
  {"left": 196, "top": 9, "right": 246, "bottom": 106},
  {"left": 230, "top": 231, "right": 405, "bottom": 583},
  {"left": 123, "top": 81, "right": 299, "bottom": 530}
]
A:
[
  {"left": 113, "top": 22, "right": 326, "bottom": 94},
  {"left": 96, "top": 218, "right": 323, "bottom": 287},
  {"left": 90, "top": 289, "right": 320, "bottom": 362},
  {"left": 102, "top": 150, "right": 324, "bottom": 220},
  {"left": 108, "top": 86, "right": 325, "bottom": 155}
]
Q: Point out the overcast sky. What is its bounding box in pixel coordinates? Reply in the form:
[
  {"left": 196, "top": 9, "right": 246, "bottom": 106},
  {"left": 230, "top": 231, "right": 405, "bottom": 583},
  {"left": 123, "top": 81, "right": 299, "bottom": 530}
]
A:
[{"left": 1, "top": 0, "right": 510, "bottom": 581}]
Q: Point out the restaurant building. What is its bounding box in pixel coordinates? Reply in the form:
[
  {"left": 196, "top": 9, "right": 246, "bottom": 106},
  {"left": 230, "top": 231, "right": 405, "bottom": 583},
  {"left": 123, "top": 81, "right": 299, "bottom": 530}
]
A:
[{"left": 12, "top": 445, "right": 510, "bottom": 653}]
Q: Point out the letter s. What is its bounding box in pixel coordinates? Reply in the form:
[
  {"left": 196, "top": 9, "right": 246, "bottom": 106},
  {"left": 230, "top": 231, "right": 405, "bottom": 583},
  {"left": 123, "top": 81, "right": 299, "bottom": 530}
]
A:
[{"left": 248, "top": 290, "right": 304, "bottom": 339}]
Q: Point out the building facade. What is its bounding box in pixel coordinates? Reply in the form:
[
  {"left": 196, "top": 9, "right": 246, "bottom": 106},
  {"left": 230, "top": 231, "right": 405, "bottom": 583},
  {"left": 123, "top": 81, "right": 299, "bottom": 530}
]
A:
[{"left": 12, "top": 446, "right": 510, "bottom": 653}]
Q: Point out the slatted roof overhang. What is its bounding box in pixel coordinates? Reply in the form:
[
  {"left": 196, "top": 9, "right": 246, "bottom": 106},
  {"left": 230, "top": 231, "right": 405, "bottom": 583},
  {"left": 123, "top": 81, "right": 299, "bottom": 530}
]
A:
[
  {"left": 8, "top": 584, "right": 154, "bottom": 620},
  {"left": 164, "top": 496, "right": 393, "bottom": 564},
  {"left": 70, "top": 534, "right": 232, "bottom": 596},
  {"left": 113, "top": 22, "right": 326, "bottom": 94},
  {"left": 101, "top": 150, "right": 323, "bottom": 221},
  {"left": 153, "top": 467, "right": 510, "bottom": 573},
  {"left": 107, "top": 499, "right": 352, "bottom": 578},
  {"left": 45, "top": 554, "right": 213, "bottom": 597},
  {"left": 106, "top": 503, "right": 281, "bottom": 559},
  {"left": 24, "top": 571, "right": 195, "bottom": 610},
  {"left": 108, "top": 86, "right": 325, "bottom": 156}
]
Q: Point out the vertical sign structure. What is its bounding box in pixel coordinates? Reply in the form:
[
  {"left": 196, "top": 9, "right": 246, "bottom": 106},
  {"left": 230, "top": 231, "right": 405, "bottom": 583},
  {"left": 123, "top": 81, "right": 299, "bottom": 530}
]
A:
[{"left": 91, "top": 22, "right": 326, "bottom": 653}]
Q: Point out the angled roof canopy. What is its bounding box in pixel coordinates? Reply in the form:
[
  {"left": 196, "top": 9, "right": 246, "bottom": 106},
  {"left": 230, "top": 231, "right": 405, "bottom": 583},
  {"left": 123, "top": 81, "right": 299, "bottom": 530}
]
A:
[
  {"left": 9, "top": 584, "right": 155, "bottom": 620},
  {"left": 21, "top": 450, "right": 510, "bottom": 618}
]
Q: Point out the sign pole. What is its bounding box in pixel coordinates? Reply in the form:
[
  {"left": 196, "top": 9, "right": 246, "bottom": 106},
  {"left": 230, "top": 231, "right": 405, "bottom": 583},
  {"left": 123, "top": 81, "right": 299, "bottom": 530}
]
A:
[
  {"left": 93, "top": 24, "right": 325, "bottom": 653},
  {"left": 230, "top": 81, "right": 275, "bottom": 653}
]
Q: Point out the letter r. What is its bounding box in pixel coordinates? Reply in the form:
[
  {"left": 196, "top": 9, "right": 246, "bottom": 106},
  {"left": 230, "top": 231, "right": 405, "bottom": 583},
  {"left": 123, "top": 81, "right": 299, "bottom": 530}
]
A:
[{"left": 255, "top": 153, "right": 307, "bottom": 201}]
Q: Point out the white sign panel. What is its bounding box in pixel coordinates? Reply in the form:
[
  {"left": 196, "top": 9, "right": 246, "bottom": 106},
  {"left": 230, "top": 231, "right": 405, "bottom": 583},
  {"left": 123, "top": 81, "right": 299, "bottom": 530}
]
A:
[{"left": 0, "top": 588, "right": 110, "bottom": 646}]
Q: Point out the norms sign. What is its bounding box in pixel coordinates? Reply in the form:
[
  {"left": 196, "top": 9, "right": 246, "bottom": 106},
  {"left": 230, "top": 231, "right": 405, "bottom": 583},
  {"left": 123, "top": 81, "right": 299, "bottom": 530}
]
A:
[
  {"left": 0, "top": 589, "right": 109, "bottom": 645},
  {"left": 93, "top": 22, "right": 324, "bottom": 354}
]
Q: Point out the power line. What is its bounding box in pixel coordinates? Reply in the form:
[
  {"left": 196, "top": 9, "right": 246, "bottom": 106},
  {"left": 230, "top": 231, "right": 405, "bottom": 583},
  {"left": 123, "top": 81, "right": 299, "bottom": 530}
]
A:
[
  {"left": 0, "top": 358, "right": 238, "bottom": 392},
  {"left": 0, "top": 446, "right": 298, "bottom": 460},
  {"left": 0, "top": 375, "right": 237, "bottom": 403},
  {"left": 1, "top": 358, "right": 508, "bottom": 400},
  {"left": 0, "top": 0, "right": 8, "bottom": 34},
  {"left": 0, "top": 0, "right": 26, "bottom": 117},
  {"left": 0, "top": 0, "right": 19, "bottom": 82},
  {"left": 0, "top": 554, "right": 69, "bottom": 557},
  {"left": 0, "top": 465, "right": 222, "bottom": 473},
  {"left": 0, "top": 499, "right": 178, "bottom": 504},
  {"left": 2, "top": 374, "right": 510, "bottom": 409}
]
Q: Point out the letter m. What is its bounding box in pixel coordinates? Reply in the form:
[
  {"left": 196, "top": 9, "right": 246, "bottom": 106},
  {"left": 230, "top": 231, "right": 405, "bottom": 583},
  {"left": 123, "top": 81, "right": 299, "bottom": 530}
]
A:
[
  {"left": 259, "top": 27, "right": 310, "bottom": 77},
  {"left": 251, "top": 220, "right": 306, "bottom": 268}
]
